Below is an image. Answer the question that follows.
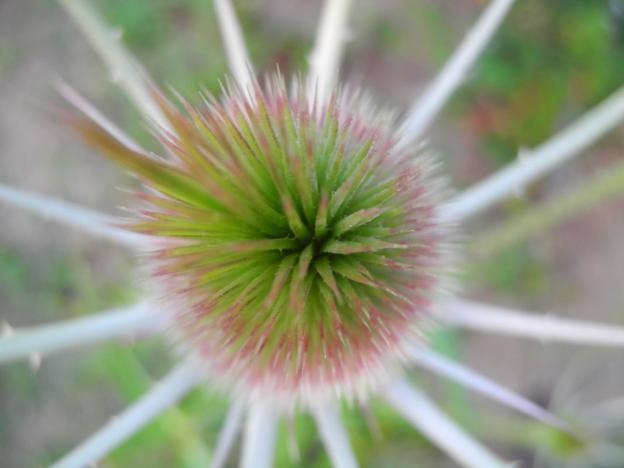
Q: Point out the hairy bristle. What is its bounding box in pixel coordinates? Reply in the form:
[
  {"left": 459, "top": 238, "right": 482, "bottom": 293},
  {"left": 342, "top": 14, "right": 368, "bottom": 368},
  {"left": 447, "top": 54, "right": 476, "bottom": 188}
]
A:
[{"left": 70, "top": 73, "right": 448, "bottom": 405}]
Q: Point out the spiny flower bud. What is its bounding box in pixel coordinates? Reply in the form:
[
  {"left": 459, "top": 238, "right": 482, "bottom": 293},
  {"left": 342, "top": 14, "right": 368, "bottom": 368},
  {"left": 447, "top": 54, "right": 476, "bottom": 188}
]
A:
[{"left": 70, "top": 74, "right": 448, "bottom": 405}]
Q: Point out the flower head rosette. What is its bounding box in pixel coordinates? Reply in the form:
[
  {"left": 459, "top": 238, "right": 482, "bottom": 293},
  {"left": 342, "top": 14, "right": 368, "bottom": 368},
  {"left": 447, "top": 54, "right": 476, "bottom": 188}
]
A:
[{"left": 70, "top": 75, "right": 447, "bottom": 405}]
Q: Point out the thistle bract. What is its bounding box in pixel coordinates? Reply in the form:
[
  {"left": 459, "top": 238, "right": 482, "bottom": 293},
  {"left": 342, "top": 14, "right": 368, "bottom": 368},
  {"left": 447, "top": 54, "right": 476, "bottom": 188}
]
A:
[{"left": 71, "top": 74, "right": 447, "bottom": 405}]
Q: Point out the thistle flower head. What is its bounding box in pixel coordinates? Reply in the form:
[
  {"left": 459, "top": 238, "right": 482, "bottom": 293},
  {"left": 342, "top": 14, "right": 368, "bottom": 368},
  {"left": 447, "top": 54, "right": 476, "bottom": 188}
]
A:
[{"left": 70, "top": 73, "right": 447, "bottom": 405}]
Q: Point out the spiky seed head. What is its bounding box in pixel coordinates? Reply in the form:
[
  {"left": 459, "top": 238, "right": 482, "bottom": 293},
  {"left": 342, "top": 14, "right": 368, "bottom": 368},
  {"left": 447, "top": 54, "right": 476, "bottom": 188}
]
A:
[{"left": 69, "top": 74, "right": 448, "bottom": 406}]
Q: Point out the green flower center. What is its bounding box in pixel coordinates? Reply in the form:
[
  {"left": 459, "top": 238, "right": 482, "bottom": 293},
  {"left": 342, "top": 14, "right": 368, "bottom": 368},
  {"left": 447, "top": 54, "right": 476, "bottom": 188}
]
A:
[{"left": 71, "top": 75, "right": 446, "bottom": 402}]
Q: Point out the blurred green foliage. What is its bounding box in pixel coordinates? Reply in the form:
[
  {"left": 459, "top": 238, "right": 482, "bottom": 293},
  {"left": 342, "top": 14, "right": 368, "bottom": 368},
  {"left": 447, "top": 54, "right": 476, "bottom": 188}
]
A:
[{"left": 462, "top": 0, "right": 624, "bottom": 165}]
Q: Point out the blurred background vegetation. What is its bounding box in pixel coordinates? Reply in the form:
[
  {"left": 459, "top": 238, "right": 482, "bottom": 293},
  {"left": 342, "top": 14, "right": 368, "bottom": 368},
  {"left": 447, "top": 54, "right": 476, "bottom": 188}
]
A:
[{"left": 2, "top": 0, "right": 624, "bottom": 466}]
